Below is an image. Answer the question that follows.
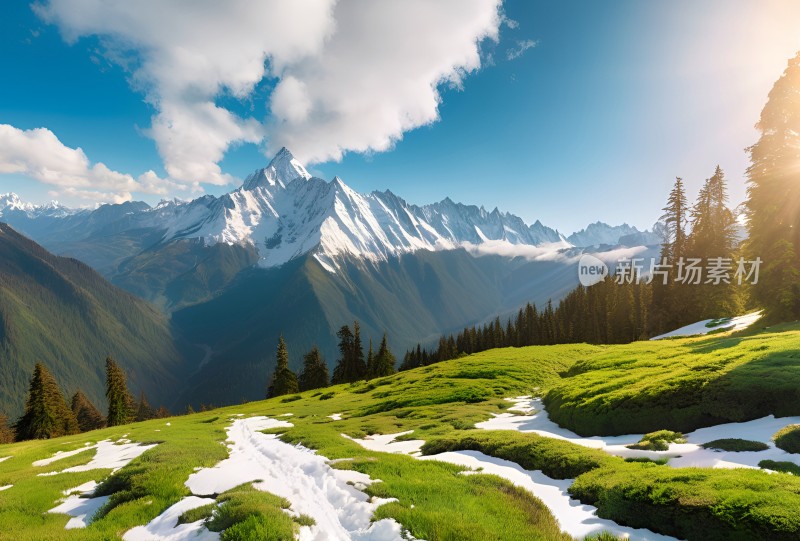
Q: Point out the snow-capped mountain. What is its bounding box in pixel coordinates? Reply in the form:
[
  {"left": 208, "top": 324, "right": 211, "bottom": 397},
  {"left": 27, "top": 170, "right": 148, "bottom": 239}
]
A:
[
  {"left": 567, "top": 221, "right": 660, "bottom": 247},
  {"left": 143, "top": 148, "right": 569, "bottom": 272},
  {"left": 0, "top": 193, "right": 75, "bottom": 219}
]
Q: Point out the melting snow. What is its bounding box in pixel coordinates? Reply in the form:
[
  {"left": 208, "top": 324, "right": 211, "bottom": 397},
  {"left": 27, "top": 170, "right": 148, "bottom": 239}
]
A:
[
  {"left": 123, "top": 496, "right": 219, "bottom": 541},
  {"left": 344, "top": 431, "right": 424, "bottom": 457},
  {"left": 185, "top": 416, "right": 410, "bottom": 541},
  {"left": 329, "top": 413, "right": 343, "bottom": 421},
  {"left": 480, "top": 397, "right": 800, "bottom": 470},
  {"left": 0, "top": 485, "right": 11, "bottom": 491},
  {"left": 37, "top": 440, "right": 159, "bottom": 475},
  {"left": 650, "top": 312, "right": 762, "bottom": 340},
  {"left": 0, "top": 456, "right": 11, "bottom": 463},
  {"left": 48, "top": 481, "right": 110, "bottom": 529}
]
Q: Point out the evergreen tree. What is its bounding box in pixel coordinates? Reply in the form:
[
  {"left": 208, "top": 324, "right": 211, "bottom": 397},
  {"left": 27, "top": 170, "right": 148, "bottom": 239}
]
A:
[
  {"left": 71, "top": 390, "right": 104, "bottom": 432},
  {"left": 155, "top": 406, "right": 171, "bottom": 419},
  {"left": 331, "top": 322, "right": 367, "bottom": 383},
  {"left": 0, "top": 413, "right": 14, "bottom": 444},
  {"left": 372, "top": 333, "right": 396, "bottom": 378},
  {"left": 106, "top": 357, "right": 133, "bottom": 427},
  {"left": 298, "top": 346, "right": 330, "bottom": 391},
  {"left": 134, "top": 391, "right": 156, "bottom": 422},
  {"left": 14, "top": 363, "right": 78, "bottom": 440},
  {"left": 366, "top": 339, "right": 376, "bottom": 379},
  {"left": 746, "top": 51, "right": 800, "bottom": 321},
  {"left": 267, "top": 336, "right": 299, "bottom": 398}
]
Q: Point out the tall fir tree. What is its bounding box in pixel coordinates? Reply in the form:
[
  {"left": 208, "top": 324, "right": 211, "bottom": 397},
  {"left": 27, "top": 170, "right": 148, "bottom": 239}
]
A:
[
  {"left": 365, "top": 339, "right": 376, "bottom": 380},
  {"left": 298, "top": 346, "right": 330, "bottom": 391},
  {"left": 106, "top": 357, "right": 133, "bottom": 427},
  {"left": 267, "top": 336, "right": 299, "bottom": 398},
  {"left": 14, "top": 363, "right": 79, "bottom": 440},
  {"left": 372, "top": 333, "right": 396, "bottom": 378},
  {"left": 71, "top": 390, "right": 105, "bottom": 432},
  {"left": 746, "top": 51, "right": 800, "bottom": 321},
  {"left": 332, "top": 322, "right": 367, "bottom": 384}
]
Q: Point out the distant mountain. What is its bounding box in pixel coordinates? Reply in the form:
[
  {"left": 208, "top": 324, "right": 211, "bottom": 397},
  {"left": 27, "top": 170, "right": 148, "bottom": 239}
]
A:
[
  {"left": 567, "top": 221, "right": 661, "bottom": 247},
  {"left": 1, "top": 148, "right": 574, "bottom": 308},
  {"left": 0, "top": 223, "right": 189, "bottom": 417}
]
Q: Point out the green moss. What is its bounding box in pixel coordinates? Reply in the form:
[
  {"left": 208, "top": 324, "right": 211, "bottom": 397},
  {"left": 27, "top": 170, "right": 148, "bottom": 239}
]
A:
[
  {"left": 701, "top": 438, "right": 769, "bottom": 452},
  {"left": 759, "top": 460, "right": 800, "bottom": 475},
  {"left": 627, "top": 430, "right": 686, "bottom": 451},
  {"left": 773, "top": 425, "right": 800, "bottom": 454}
]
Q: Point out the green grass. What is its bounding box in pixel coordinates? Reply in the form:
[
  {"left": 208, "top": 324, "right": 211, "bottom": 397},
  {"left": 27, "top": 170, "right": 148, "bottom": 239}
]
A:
[
  {"left": 626, "top": 430, "right": 685, "bottom": 451},
  {"left": 700, "top": 438, "right": 770, "bottom": 452},
  {"left": 1, "top": 326, "right": 800, "bottom": 540},
  {"left": 544, "top": 323, "right": 800, "bottom": 435},
  {"left": 772, "top": 424, "right": 800, "bottom": 454}
]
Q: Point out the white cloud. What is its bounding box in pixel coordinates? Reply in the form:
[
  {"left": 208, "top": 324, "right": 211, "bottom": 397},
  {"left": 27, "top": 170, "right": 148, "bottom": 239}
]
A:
[
  {"left": 0, "top": 124, "right": 172, "bottom": 204},
  {"left": 506, "top": 39, "right": 537, "bottom": 61},
  {"left": 36, "top": 0, "right": 503, "bottom": 183}
]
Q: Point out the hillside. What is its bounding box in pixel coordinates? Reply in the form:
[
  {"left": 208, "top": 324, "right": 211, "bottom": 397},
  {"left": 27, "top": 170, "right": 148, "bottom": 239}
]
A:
[
  {"left": 0, "top": 223, "right": 189, "bottom": 418},
  {"left": 1, "top": 322, "right": 799, "bottom": 540}
]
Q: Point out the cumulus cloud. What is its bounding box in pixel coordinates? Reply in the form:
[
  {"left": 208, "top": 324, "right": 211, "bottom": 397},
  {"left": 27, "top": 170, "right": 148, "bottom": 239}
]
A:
[
  {"left": 36, "top": 0, "right": 503, "bottom": 185},
  {"left": 506, "top": 39, "right": 537, "bottom": 60},
  {"left": 0, "top": 124, "right": 173, "bottom": 203}
]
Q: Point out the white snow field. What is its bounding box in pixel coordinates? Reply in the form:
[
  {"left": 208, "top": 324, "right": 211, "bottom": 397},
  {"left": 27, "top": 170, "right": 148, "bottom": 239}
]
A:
[
  {"left": 182, "top": 416, "right": 411, "bottom": 541},
  {"left": 650, "top": 312, "right": 762, "bottom": 340},
  {"left": 479, "top": 397, "right": 800, "bottom": 470}
]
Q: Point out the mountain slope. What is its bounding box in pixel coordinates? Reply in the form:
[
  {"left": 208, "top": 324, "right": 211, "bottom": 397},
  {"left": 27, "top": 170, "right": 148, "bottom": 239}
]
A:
[
  {"left": 170, "top": 247, "right": 613, "bottom": 408},
  {"left": 0, "top": 223, "right": 188, "bottom": 417}
]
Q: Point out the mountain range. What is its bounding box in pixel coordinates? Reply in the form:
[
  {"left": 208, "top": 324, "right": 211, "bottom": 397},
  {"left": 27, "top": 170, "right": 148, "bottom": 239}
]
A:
[{"left": 0, "top": 149, "right": 662, "bottom": 410}]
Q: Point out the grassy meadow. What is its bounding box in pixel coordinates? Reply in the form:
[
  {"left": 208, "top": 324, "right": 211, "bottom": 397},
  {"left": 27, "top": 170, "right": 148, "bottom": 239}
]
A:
[{"left": 0, "top": 324, "right": 798, "bottom": 540}]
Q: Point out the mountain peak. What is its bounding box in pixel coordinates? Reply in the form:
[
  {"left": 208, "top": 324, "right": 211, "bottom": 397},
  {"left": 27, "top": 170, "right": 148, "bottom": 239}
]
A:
[{"left": 242, "top": 148, "right": 312, "bottom": 190}]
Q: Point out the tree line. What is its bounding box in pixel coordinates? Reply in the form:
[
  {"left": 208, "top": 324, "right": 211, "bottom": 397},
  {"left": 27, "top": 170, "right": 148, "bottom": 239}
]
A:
[
  {"left": 0, "top": 357, "right": 169, "bottom": 443},
  {"left": 402, "top": 50, "right": 800, "bottom": 367},
  {"left": 266, "top": 321, "right": 396, "bottom": 398}
]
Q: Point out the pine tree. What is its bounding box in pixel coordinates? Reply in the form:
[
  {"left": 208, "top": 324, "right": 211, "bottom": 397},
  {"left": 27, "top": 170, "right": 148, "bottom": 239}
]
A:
[
  {"left": 155, "top": 406, "right": 171, "bottom": 419},
  {"left": 332, "top": 322, "right": 367, "bottom": 383},
  {"left": 267, "top": 336, "right": 299, "bottom": 398},
  {"left": 366, "top": 339, "right": 376, "bottom": 379},
  {"left": 134, "top": 391, "right": 156, "bottom": 422},
  {"left": 106, "top": 357, "right": 133, "bottom": 427},
  {"left": 71, "top": 390, "right": 105, "bottom": 432},
  {"left": 0, "top": 413, "right": 14, "bottom": 444},
  {"left": 372, "top": 333, "right": 396, "bottom": 378},
  {"left": 298, "top": 346, "right": 330, "bottom": 391},
  {"left": 14, "top": 363, "right": 78, "bottom": 440},
  {"left": 746, "top": 51, "right": 800, "bottom": 321}
]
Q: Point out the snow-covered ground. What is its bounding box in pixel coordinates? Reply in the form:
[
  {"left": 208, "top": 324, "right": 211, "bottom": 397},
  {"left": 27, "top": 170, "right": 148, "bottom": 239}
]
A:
[
  {"left": 343, "top": 431, "right": 424, "bottom": 457},
  {"left": 180, "top": 416, "right": 412, "bottom": 541},
  {"left": 479, "top": 397, "right": 800, "bottom": 470},
  {"left": 48, "top": 481, "right": 110, "bottom": 529},
  {"left": 650, "top": 312, "right": 762, "bottom": 340},
  {"left": 37, "top": 439, "right": 159, "bottom": 476},
  {"left": 123, "top": 497, "right": 219, "bottom": 541},
  {"left": 43, "top": 438, "right": 160, "bottom": 529}
]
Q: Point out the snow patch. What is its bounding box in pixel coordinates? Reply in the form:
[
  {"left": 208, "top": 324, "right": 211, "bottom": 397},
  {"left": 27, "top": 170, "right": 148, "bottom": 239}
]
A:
[
  {"left": 0, "top": 485, "right": 11, "bottom": 491},
  {"left": 344, "top": 431, "right": 424, "bottom": 457},
  {"left": 651, "top": 312, "right": 762, "bottom": 340},
  {"left": 48, "top": 480, "right": 110, "bottom": 529},
  {"left": 37, "top": 440, "right": 159, "bottom": 475},
  {"left": 0, "top": 456, "right": 11, "bottom": 463},
  {"left": 480, "top": 397, "right": 800, "bottom": 470},
  {"left": 123, "top": 496, "right": 219, "bottom": 541},
  {"left": 186, "top": 416, "right": 409, "bottom": 540},
  {"left": 329, "top": 413, "right": 343, "bottom": 421}
]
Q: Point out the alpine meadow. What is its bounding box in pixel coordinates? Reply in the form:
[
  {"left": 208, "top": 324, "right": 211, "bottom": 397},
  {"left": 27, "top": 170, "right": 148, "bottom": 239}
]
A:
[{"left": 1, "top": 2, "right": 800, "bottom": 541}]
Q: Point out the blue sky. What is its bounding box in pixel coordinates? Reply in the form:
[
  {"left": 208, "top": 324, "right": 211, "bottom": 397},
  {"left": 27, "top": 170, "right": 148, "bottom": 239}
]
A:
[{"left": 1, "top": 1, "right": 799, "bottom": 234}]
